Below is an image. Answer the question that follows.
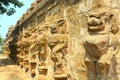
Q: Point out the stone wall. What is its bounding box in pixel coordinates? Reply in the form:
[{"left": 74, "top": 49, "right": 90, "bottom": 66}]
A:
[{"left": 3, "top": 0, "right": 120, "bottom": 80}]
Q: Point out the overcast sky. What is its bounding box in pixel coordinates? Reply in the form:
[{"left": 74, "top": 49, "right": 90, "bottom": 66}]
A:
[{"left": 0, "top": 0, "right": 34, "bottom": 38}]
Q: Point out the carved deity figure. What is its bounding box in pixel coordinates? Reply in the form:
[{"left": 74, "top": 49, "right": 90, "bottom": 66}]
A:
[
  {"left": 48, "top": 34, "right": 68, "bottom": 75},
  {"left": 48, "top": 19, "right": 68, "bottom": 79},
  {"left": 37, "top": 24, "right": 50, "bottom": 67},
  {"left": 28, "top": 24, "right": 50, "bottom": 79},
  {"left": 22, "top": 26, "right": 37, "bottom": 72},
  {"left": 50, "top": 19, "right": 68, "bottom": 34},
  {"left": 82, "top": 1, "right": 120, "bottom": 80},
  {"left": 25, "top": 26, "right": 38, "bottom": 76},
  {"left": 16, "top": 34, "right": 24, "bottom": 67}
]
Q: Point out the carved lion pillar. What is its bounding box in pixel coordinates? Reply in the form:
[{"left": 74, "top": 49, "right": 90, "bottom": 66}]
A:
[{"left": 83, "top": 4, "right": 120, "bottom": 80}]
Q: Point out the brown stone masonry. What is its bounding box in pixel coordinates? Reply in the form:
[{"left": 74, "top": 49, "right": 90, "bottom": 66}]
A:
[{"left": 3, "top": 0, "right": 120, "bottom": 80}]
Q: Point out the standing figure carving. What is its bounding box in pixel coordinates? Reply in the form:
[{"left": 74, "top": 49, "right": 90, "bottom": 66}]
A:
[
  {"left": 82, "top": 1, "right": 120, "bottom": 80},
  {"left": 48, "top": 19, "right": 68, "bottom": 79}
]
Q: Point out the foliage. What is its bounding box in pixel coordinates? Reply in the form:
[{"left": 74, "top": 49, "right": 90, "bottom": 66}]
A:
[
  {"left": 0, "top": 0, "right": 24, "bottom": 16},
  {"left": 0, "top": 36, "right": 3, "bottom": 44}
]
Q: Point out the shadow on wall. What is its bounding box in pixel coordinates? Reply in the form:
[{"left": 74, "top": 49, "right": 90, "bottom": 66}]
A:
[
  {"left": 8, "top": 41, "right": 17, "bottom": 62},
  {"left": 0, "top": 58, "right": 15, "bottom": 67}
]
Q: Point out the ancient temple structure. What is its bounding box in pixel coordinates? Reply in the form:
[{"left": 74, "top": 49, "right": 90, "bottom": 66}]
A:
[{"left": 3, "top": 0, "right": 120, "bottom": 80}]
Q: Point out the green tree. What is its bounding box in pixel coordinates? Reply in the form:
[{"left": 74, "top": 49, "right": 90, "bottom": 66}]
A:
[
  {"left": 0, "top": 0, "right": 24, "bottom": 16},
  {"left": 0, "top": 36, "right": 3, "bottom": 53},
  {"left": 0, "top": 36, "right": 2, "bottom": 44}
]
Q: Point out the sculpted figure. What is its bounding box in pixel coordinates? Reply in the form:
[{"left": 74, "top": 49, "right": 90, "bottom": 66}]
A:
[
  {"left": 83, "top": 2, "right": 120, "bottom": 80},
  {"left": 28, "top": 24, "right": 50, "bottom": 79},
  {"left": 36, "top": 24, "right": 50, "bottom": 69},
  {"left": 22, "top": 30, "right": 30, "bottom": 71},
  {"left": 36, "top": 35, "right": 48, "bottom": 67},
  {"left": 48, "top": 19, "right": 68, "bottom": 79},
  {"left": 29, "top": 44, "right": 37, "bottom": 77},
  {"left": 26, "top": 27, "right": 38, "bottom": 76},
  {"left": 29, "top": 24, "right": 50, "bottom": 80},
  {"left": 16, "top": 34, "right": 24, "bottom": 67},
  {"left": 50, "top": 19, "right": 68, "bottom": 34},
  {"left": 22, "top": 26, "right": 37, "bottom": 72},
  {"left": 48, "top": 34, "right": 68, "bottom": 75}
]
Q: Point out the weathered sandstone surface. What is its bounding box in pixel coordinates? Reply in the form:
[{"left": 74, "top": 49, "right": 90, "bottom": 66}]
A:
[{"left": 3, "top": 0, "right": 120, "bottom": 80}]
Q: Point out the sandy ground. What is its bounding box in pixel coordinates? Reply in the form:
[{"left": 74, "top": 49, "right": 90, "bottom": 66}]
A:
[{"left": 0, "top": 54, "right": 32, "bottom": 80}]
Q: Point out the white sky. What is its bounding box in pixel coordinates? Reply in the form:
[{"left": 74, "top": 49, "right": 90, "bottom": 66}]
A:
[{"left": 0, "top": 0, "right": 34, "bottom": 38}]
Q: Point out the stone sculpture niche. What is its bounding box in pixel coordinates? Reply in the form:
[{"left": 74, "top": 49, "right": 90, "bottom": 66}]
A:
[
  {"left": 48, "top": 19, "right": 68, "bottom": 80},
  {"left": 83, "top": 5, "right": 120, "bottom": 80},
  {"left": 22, "top": 30, "right": 31, "bottom": 71},
  {"left": 48, "top": 35, "right": 68, "bottom": 78},
  {"left": 27, "top": 27, "right": 38, "bottom": 76},
  {"left": 36, "top": 24, "right": 50, "bottom": 80},
  {"left": 37, "top": 24, "right": 49, "bottom": 67},
  {"left": 36, "top": 35, "right": 48, "bottom": 67},
  {"left": 30, "top": 62, "right": 36, "bottom": 77},
  {"left": 28, "top": 24, "right": 49, "bottom": 79},
  {"left": 16, "top": 34, "right": 24, "bottom": 67},
  {"left": 29, "top": 41, "right": 38, "bottom": 77}
]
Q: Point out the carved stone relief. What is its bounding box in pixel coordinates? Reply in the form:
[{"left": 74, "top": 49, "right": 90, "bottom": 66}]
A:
[
  {"left": 83, "top": 2, "right": 120, "bottom": 80},
  {"left": 4, "top": 0, "right": 120, "bottom": 80}
]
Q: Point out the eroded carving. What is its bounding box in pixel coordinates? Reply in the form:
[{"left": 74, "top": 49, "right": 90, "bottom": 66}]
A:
[
  {"left": 48, "top": 19, "right": 68, "bottom": 80},
  {"left": 48, "top": 34, "right": 68, "bottom": 79},
  {"left": 83, "top": 5, "right": 120, "bottom": 80},
  {"left": 5, "top": 0, "right": 120, "bottom": 80}
]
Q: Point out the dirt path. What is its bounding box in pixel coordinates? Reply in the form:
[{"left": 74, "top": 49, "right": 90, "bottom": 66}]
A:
[{"left": 0, "top": 54, "right": 32, "bottom": 80}]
